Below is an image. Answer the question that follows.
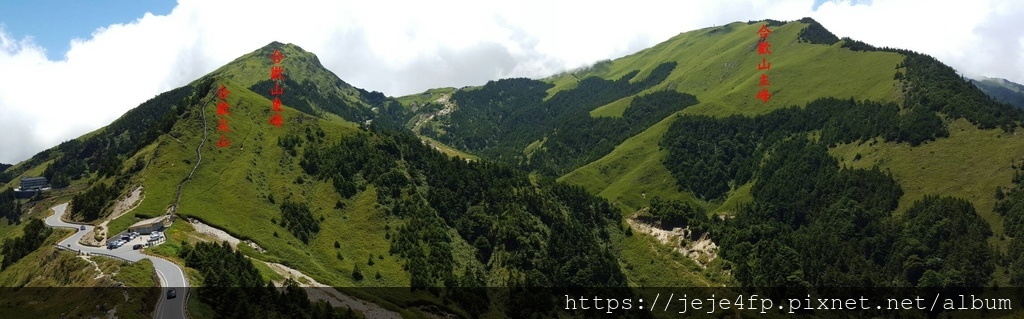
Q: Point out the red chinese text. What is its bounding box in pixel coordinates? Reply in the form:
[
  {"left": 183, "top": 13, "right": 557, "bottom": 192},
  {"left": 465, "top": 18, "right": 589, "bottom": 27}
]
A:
[
  {"left": 269, "top": 49, "right": 285, "bottom": 127},
  {"left": 216, "top": 85, "right": 231, "bottom": 147},
  {"left": 756, "top": 24, "right": 772, "bottom": 104}
]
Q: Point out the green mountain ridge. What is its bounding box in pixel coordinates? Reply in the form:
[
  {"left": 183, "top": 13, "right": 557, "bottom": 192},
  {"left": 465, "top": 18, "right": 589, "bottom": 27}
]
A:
[
  {"left": 555, "top": 19, "right": 1021, "bottom": 213},
  {"left": 0, "top": 41, "right": 702, "bottom": 318},
  {"left": 1, "top": 17, "right": 1023, "bottom": 318},
  {"left": 400, "top": 17, "right": 1024, "bottom": 290},
  {"left": 410, "top": 18, "right": 916, "bottom": 211}
]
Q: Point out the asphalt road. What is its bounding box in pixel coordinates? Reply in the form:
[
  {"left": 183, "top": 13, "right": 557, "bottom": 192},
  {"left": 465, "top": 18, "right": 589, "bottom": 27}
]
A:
[{"left": 44, "top": 202, "right": 189, "bottom": 319}]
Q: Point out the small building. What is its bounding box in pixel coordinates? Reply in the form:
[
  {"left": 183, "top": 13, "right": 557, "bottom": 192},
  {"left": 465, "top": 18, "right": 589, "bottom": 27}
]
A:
[
  {"left": 129, "top": 215, "right": 169, "bottom": 234},
  {"left": 20, "top": 177, "right": 48, "bottom": 190},
  {"left": 14, "top": 177, "right": 48, "bottom": 198}
]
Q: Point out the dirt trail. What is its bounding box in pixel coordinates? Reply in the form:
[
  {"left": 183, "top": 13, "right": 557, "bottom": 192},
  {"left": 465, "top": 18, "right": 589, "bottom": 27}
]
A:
[
  {"left": 263, "top": 262, "right": 401, "bottom": 319},
  {"left": 186, "top": 218, "right": 399, "bottom": 318},
  {"left": 188, "top": 218, "right": 266, "bottom": 253},
  {"left": 171, "top": 96, "right": 213, "bottom": 216},
  {"left": 79, "top": 256, "right": 108, "bottom": 280}
]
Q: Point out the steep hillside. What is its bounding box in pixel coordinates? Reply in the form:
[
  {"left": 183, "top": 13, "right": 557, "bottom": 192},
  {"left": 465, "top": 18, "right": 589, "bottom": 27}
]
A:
[
  {"left": 209, "top": 42, "right": 382, "bottom": 121},
  {"left": 558, "top": 19, "right": 904, "bottom": 211},
  {"left": 402, "top": 17, "right": 1024, "bottom": 290},
  {"left": 560, "top": 18, "right": 1021, "bottom": 216},
  {"left": 130, "top": 43, "right": 682, "bottom": 317},
  {"left": 3, "top": 16, "right": 1022, "bottom": 317},
  {"left": 400, "top": 18, "right": 914, "bottom": 212},
  {"left": 0, "top": 41, "right": 719, "bottom": 318},
  {"left": 553, "top": 19, "right": 903, "bottom": 117},
  {"left": 558, "top": 19, "right": 1024, "bottom": 289}
]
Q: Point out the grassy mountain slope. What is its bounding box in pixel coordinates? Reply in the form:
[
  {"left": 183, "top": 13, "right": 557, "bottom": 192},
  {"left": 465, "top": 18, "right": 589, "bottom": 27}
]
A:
[
  {"left": 560, "top": 19, "right": 904, "bottom": 213},
  {"left": 399, "top": 18, "right": 1024, "bottom": 289},
  {"left": 829, "top": 117, "right": 1024, "bottom": 285},
  {"left": 556, "top": 20, "right": 904, "bottom": 118},
  {"left": 396, "top": 87, "right": 456, "bottom": 107},
  {"left": 0, "top": 42, "right": 694, "bottom": 318},
  {"left": 102, "top": 44, "right": 410, "bottom": 289},
  {"left": 0, "top": 42, "right": 426, "bottom": 316},
  {"left": 554, "top": 19, "right": 1024, "bottom": 288},
  {"left": 210, "top": 42, "right": 374, "bottom": 117}
]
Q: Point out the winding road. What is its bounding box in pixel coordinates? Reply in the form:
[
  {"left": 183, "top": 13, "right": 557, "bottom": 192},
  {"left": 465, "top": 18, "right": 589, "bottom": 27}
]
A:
[{"left": 44, "top": 203, "right": 188, "bottom": 319}]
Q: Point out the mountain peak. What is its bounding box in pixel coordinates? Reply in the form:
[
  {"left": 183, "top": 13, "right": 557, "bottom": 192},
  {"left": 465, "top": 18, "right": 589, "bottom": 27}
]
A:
[
  {"left": 191, "top": 41, "right": 382, "bottom": 123},
  {"left": 209, "top": 42, "right": 322, "bottom": 87}
]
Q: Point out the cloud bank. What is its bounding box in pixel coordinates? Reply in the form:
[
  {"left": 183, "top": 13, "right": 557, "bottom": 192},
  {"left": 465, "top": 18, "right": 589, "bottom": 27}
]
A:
[{"left": 0, "top": 0, "right": 1021, "bottom": 164}]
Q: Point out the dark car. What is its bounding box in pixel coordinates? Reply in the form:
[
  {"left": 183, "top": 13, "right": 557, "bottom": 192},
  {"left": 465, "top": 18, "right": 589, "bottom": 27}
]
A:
[
  {"left": 79, "top": 225, "right": 85, "bottom": 231},
  {"left": 132, "top": 244, "right": 143, "bottom": 250},
  {"left": 167, "top": 288, "right": 176, "bottom": 299}
]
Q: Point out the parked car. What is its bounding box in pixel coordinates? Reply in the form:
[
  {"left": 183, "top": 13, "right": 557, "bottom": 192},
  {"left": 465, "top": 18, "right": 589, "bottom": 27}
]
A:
[
  {"left": 167, "top": 288, "right": 176, "bottom": 299},
  {"left": 132, "top": 244, "right": 143, "bottom": 250}
]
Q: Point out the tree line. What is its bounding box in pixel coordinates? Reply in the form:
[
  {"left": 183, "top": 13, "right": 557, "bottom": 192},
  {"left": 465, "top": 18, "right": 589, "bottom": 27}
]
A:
[
  {"left": 69, "top": 172, "right": 132, "bottom": 222},
  {"left": 662, "top": 97, "right": 946, "bottom": 200},
  {"left": 654, "top": 34, "right": 1024, "bottom": 289},
  {"left": 527, "top": 90, "right": 698, "bottom": 175},
  {"left": 708, "top": 137, "right": 994, "bottom": 289},
  {"left": 1, "top": 218, "right": 52, "bottom": 270},
  {"left": 0, "top": 189, "right": 21, "bottom": 224},
  {"left": 278, "top": 200, "right": 319, "bottom": 244},
  {"left": 301, "top": 126, "right": 631, "bottom": 316},
  {"left": 428, "top": 62, "right": 680, "bottom": 175},
  {"left": 37, "top": 79, "right": 217, "bottom": 223},
  {"left": 658, "top": 96, "right": 996, "bottom": 288},
  {"left": 41, "top": 79, "right": 208, "bottom": 189},
  {"left": 796, "top": 17, "right": 839, "bottom": 45},
  {"left": 995, "top": 163, "right": 1024, "bottom": 286},
  {"left": 833, "top": 32, "right": 1022, "bottom": 129}
]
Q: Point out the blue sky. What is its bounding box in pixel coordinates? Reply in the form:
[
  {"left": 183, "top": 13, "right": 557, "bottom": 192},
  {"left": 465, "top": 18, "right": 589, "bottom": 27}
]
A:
[{"left": 0, "top": 0, "right": 174, "bottom": 59}]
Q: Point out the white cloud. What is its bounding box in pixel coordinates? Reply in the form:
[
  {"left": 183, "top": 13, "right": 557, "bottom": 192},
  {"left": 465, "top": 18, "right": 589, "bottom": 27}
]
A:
[
  {"left": 0, "top": 0, "right": 1021, "bottom": 164},
  {"left": 810, "top": 0, "right": 1024, "bottom": 81}
]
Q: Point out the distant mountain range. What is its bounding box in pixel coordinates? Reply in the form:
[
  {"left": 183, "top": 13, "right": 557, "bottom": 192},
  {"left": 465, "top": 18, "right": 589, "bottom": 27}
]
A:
[{"left": 973, "top": 76, "right": 1024, "bottom": 109}]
